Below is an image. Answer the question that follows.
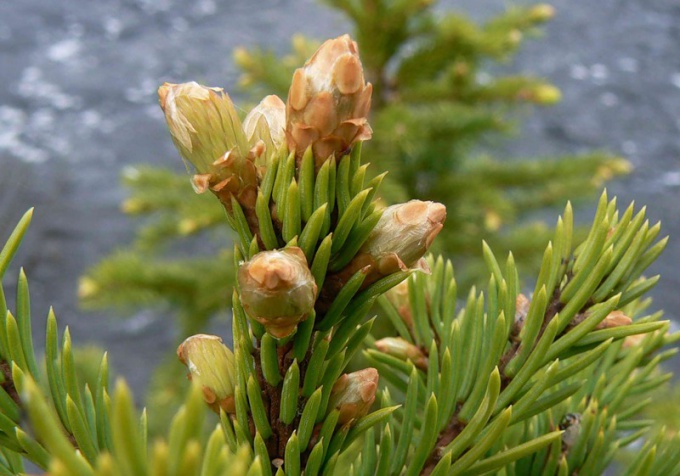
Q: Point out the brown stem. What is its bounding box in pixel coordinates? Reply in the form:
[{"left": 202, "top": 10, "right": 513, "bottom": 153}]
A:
[{"left": 253, "top": 339, "right": 314, "bottom": 464}]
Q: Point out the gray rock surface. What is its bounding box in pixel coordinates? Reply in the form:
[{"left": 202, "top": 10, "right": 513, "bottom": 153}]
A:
[{"left": 0, "top": 0, "right": 678, "bottom": 394}]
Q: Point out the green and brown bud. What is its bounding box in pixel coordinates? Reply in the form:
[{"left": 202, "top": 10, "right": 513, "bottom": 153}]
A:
[
  {"left": 177, "top": 334, "right": 236, "bottom": 414},
  {"left": 328, "top": 368, "right": 379, "bottom": 425},
  {"left": 158, "top": 82, "right": 260, "bottom": 211},
  {"left": 238, "top": 247, "right": 317, "bottom": 338},
  {"left": 286, "top": 34, "right": 373, "bottom": 166},
  {"left": 319, "top": 200, "right": 445, "bottom": 306},
  {"left": 362, "top": 200, "right": 446, "bottom": 276},
  {"left": 375, "top": 338, "right": 427, "bottom": 370}
]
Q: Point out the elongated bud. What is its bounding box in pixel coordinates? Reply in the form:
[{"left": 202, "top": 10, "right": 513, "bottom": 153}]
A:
[
  {"left": 362, "top": 200, "right": 446, "bottom": 275},
  {"left": 177, "top": 334, "right": 236, "bottom": 413},
  {"left": 158, "top": 82, "right": 259, "bottom": 211},
  {"left": 328, "top": 368, "right": 379, "bottom": 425},
  {"left": 375, "top": 338, "right": 427, "bottom": 370},
  {"left": 243, "top": 95, "right": 286, "bottom": 149},
  {"left": 286, "top": 34, "right": 373, "bottom": 166},
  {"left": 238, "top": 247, "right": 318, "bottom": 338},
  {"left": 595, "top": 310, "right": 632, "bottom": 330}
]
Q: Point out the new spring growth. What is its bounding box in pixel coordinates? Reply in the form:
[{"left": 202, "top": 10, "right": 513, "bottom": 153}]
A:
[
  {"left": 177, "top": 334, "right": 236, "bottom": 414},
  {"left": 328, "top": 368, "right": 379, "bottom": 425},
  {"left": 362, "top": 200, "right": 446, "bottom": 277},
  {"left": 286, "top": 34, "right": 373, "bottom": 166},
  {"left": 158, "top": 82, "right": 263, "bottom": 212},
  {"left": 238, "top": 247, "right": 317, "bottom": 338},
  {"left": 374, "top": 337, "right": 428, "bottom": 370}
]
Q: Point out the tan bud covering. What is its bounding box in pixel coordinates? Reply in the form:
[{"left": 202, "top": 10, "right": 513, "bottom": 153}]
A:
[
  {"left": 375, "top": 337, "right": 428, "bottom": 370},
  {"left": 286, "top": 34, "right": 373, "bottom": 166},
  {"left": 238, "top": 247, "right": 318, "bottom": 338},
  {"left": 177, "top": 334, "right": 236, "bottom": 413},
  {"left": 329, "top": 368, "right": 379, "bottom": 425}
]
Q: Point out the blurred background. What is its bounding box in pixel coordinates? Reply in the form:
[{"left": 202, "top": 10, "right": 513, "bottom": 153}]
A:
[{"left": 0, "top": 0, "right": 678, "bottom": 405}]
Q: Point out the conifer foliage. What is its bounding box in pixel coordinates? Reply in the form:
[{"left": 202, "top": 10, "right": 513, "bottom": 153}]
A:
[
  {"left": 79, "top": 0, "right": 630, "bottom": 334},
  {"left": 0, "top": 34, "right": 676, "bottom": 476}
]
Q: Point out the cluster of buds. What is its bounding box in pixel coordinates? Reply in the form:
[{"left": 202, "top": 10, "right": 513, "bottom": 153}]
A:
[
  {"left": 328, "top": 368, "right": 379, "bottom": 425},
  {"left": 177, "top": 334, "right": 236, "bottom": 414},
  {"left": 238, "top": 247, "right": 317, "bottom": 338},
  {"left": 286, "top": 34, "right": 373, "bottom": 167}
]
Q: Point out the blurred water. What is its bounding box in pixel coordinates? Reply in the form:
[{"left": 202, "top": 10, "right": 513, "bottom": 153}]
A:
[{"left": 0, "top": 0, "right": 678, "bottom": 393}]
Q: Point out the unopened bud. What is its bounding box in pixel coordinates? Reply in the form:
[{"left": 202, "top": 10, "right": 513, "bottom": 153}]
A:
[
  {"left": 362, "top": 200, "right": 446, "bottom": 276},
  {"left": 177, "top": 334, "right": 236, "bottom": 414},
  {"left": 595, "top": 310, "right": 632, "bottom": 330},
  {"left": 286, "top": 34, "right": 373, "bottom": 166},
  {"left": 375, "top": 338, "right": 427, "bottom": 370},
  {"left": 238, "top": 247, "right": 318, "bottom": 338},
  {"left": 158, "top": 82, "right": 258, "bottom": 210},
  {"left": 329, "top": 368, "right": 379, "bottom": 425},
  {"left": 243, "top": 95, "right": 286, "bottom": 149}
]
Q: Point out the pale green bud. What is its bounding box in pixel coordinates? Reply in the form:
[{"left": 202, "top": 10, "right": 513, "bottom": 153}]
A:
[
  {"left": 328, "top": 368, "right": 379, "bottom": 425},
  {"left": 238, "top": 247, "right": 318, "bottom": 338},
  {"left": 177, "top": 334, "right": 236, "bottom": 413},
  {"left": 158, "top": 82, "right": 260, "bottom": 210}
]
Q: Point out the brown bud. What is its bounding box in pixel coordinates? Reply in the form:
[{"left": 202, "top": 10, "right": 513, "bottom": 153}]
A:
[
  {"left": 177, "top": 334, "right": 236, "bottom": 413},
  {"left": 375, "top": 338, "right": 427, "bottom": 370},
  {"left": 328, "top": 368, "right": 379, "bottom": 425},
  {"left": 286, "top": 34, "right": 373, "bottom": 166},
  {"left": 595, "top": 310, "right": 632, "bottom": 330},
  {"left": 238, "top": 247, "right": 318, "bottom": 338}
]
